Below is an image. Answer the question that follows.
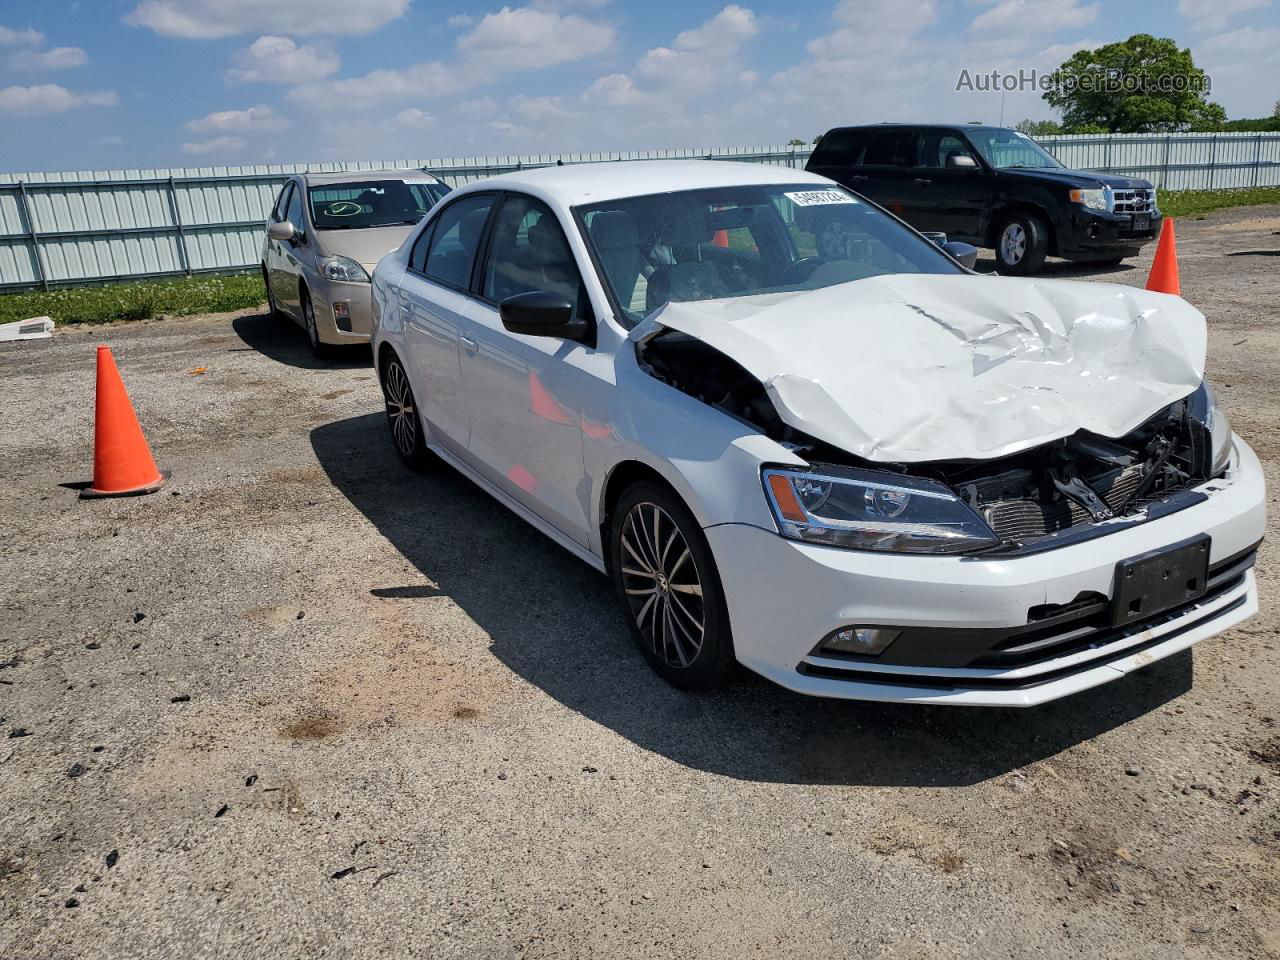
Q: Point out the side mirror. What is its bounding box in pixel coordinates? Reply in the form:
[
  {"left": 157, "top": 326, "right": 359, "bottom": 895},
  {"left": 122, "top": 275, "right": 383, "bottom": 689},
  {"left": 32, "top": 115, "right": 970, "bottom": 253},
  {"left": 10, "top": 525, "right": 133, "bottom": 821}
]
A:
[
  {"left": 500, "top": 290, "right": 588, "bottom": 341},
  {"left": 921, "top": 231, "right": 948, "bottom": 248},
  {"left": 948, "top": 155, "right": 979, "bottom": 170},
  {"left": 268, "top": 220, "right": 297, "bottom": 243},
  {"left": 944, "top": 240, "right": 979, "bottom": 270}
]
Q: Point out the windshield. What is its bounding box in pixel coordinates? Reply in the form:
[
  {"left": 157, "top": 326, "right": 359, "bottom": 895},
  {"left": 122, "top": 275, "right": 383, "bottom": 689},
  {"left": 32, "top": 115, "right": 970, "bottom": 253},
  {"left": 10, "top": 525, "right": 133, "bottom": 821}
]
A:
[
  {"left": 578, "top": 183, "right": 963, "bottom": 326},
  {"left": 308, "top": 180, "right": 451, "bottom": 230},
  {"left": 966, "top": 129, "right": 1063, "bottom": 170}
]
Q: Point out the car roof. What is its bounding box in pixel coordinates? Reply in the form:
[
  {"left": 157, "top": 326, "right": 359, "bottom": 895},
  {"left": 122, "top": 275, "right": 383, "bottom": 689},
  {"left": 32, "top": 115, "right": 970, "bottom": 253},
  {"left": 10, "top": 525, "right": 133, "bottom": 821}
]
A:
[
  {"left": 461, "top": 159, "right": 833, "bottom": 206},
  {"left": 301, "top": 168, "right": 443, "bottom": 186},
  {"left": 821, "top": 123, "right": 1006, "bottom": 134}
]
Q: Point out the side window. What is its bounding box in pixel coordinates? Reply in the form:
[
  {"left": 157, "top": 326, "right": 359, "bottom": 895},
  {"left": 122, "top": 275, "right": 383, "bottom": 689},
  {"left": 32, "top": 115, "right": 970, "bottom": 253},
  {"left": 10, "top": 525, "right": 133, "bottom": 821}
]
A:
[
  {"left": 920, "top": 133, "right": 979, "bottom": 169},
  {"left": 408, "top": 221, "right": 435, "bottom": 274},
  {"left": 482, "top": 194, "right": 585, "bottom": 313},
  {"left": 810, "top": 129, "right": 867, "bottom": 166},
  {"left": 271, "top": 183, "right": 292, "bottom": 222},
  {"left": 863, "top": 130, "right": 918, "bottom": 167},
  {"left": 422, "top": 193, "right": 495, "bottom": 290},
  {"left": 285, "top": 184, "right": 305, "bottom": 232}
]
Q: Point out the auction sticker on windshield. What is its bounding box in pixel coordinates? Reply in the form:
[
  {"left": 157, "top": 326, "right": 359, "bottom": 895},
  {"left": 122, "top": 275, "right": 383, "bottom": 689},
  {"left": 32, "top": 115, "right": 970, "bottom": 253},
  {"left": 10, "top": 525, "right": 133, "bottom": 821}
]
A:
[{"left": 785, "top": 190, "right": 858, "bottom": 206}]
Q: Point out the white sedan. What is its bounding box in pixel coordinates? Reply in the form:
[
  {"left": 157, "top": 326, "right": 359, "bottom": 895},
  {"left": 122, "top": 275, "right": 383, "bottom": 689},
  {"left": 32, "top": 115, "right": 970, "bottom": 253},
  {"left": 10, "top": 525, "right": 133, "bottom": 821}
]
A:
[{"left": 369, "top": 160, "right": 1264, "bottom": 707}]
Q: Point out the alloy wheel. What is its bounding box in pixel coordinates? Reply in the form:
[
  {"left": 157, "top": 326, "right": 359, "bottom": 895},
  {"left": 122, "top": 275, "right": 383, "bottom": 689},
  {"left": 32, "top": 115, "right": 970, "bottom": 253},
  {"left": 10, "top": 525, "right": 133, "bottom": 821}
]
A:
[
  {"left": 384, "top": 359, "right": 417, "bottom": 457},
  {"left": 1000, "top": 223, "right": 1027, "bottom": 265},
  {"left": 619, "top": 502, "right": 705, "bottom": 668}
]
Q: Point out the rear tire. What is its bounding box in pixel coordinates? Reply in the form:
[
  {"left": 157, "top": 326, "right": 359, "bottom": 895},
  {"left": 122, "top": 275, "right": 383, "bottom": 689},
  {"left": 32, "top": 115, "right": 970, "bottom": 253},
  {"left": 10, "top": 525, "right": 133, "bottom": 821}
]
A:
[
  {"left": 381, "top": 353, "right": 431, "bottom": 472},
  {"left": 609, "top": 482, "right": 734, "bottom": 691},
  {"left": 995, "top": 212, "right": 1048, "bottom": 275}
]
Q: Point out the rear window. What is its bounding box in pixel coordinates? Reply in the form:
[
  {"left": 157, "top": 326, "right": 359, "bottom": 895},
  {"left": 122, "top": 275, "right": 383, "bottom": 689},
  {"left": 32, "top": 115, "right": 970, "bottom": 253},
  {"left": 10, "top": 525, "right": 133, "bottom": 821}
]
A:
[
  {"left": 308, "top": 180, "right": 451, "bottom": 230},
  {"left": 810, "top": 129, "right": 869, "bottom": 166}
]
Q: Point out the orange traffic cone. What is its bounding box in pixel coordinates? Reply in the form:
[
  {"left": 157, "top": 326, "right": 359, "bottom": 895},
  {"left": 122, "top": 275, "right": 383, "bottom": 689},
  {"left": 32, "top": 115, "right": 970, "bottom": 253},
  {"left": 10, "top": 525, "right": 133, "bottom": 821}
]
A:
[
  {"left": 711, "top": 229, "right": 729, "bottom": 248},
  {"left": 81, "top": 346, "right": 167, "bottom": 498},
  {"left": 1146, "top": 218, "right": 1180, "bottom": 296}
]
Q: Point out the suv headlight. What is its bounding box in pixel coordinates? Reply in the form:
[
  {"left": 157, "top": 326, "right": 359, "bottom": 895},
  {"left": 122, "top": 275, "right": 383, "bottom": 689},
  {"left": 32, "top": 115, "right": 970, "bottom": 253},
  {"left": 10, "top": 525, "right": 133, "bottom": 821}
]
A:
[
  {"left": 1069, "top": 188, "right": 1110, "bottom": 212},
  {"left": 319, "top": 255, "right": 371, "bottom": 283},
  {"left": 762, "top": 466, "right": 999, "bottom": 554}
]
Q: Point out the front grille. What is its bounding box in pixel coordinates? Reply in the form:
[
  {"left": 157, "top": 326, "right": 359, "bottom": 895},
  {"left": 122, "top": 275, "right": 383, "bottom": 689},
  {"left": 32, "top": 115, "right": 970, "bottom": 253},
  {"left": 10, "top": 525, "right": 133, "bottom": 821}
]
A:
[
  {"left": 981, "top": 464, "right": 1144, "bottom": 542},
  {"left": 1112, "top": 188, "right": 1155, "bottom": 214}
]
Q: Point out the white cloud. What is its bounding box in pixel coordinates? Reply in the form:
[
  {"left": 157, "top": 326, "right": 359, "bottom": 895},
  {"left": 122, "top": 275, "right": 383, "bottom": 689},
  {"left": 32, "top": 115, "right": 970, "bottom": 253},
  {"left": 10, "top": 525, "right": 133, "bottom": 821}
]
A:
[
  {"left": 446, "top": 14, "right": 474, "bottom": 28},
  {"left": 227, "top": 36, "right": 339, "bottom": 84},
  {"left": 672, "top": 4, "right": 756, "bottom": 52},
  {"left": 1178, "top": 0, "right": 1271, "bottom": 31},
  {"left": 394, "top": 107, "right": 436, "bottom": 128},
  {"left": 0, "top": 24, "right": 44, "bottom": 46},
  {"left": 12, "top": 46, "right": 89, "bottom": 70},
  {"left": 1196, "top": 26, "right": 1280, "bottom": 116},
  {"left": 457, "top": 6, "right": 614, "bottom": 71},
  {"left": 0, "top": 84, "right": 117, "bottom": 115},
  {"left": 968, "top": 0, "right": 1098, "bottom": 35},
  {"left": 290, "top": 5, "right": 614, "bottom": 110},
  {"left": 182, "top": 135, "right": 248, "bottom": 155},
  {"left": 126, "top": 0, "right": 409, "bottom": 38},
  {"left": 185, "top": 104, "right": 286, "bottom": 134}
]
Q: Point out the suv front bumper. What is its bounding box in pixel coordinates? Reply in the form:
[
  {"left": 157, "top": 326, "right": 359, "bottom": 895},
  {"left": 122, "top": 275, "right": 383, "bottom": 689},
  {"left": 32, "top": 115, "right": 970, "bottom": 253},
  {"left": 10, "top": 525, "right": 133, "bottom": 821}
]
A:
[
  {"left": 707, "top": 436, "right": 1265, "bottom": 707},
  {"left": 1059, "top": 209, "right": 1163, "bottom": 260}
]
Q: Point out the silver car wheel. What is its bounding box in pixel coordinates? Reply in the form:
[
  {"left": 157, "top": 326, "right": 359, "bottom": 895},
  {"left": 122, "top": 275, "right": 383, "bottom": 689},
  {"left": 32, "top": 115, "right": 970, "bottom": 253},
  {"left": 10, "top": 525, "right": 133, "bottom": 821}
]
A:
[
  {"left": 384, "top": 359, "right": 417, "bottom": 457},
  {"left": 620, "top": 502, "right": 705, "bottom": 668},
  {"left": 1000, "top": 223, "right": 1027, "bottom": 265}
]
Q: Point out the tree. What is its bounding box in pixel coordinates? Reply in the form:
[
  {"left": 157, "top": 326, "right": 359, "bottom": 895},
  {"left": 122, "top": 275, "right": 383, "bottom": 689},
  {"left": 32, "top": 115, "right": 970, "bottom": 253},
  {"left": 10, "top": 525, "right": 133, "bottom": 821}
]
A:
[
  {"left": 1043, "top": 34, "right": 1226, "bottom": 133},
  {"left": 1274, "top": 99, "right": 1280, "bottom": 118},
  {"left": 787, "top": 138, "right": 808, "bottom": 147},
  {"left": 1015, "top": 119, "right": 1062, "bottom": 136}
]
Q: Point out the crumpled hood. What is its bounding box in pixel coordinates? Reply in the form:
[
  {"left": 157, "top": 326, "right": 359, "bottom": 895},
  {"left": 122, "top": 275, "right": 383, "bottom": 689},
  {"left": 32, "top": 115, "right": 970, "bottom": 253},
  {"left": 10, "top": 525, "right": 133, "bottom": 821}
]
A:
[{"left": 631, "top": 273, "right": 1205, "bottom": 463}]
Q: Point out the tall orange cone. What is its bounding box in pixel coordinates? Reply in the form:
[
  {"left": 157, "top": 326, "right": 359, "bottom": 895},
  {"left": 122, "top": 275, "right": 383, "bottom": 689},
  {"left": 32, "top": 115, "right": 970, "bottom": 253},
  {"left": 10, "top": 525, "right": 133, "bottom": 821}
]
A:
[
  {"left": 1145, "top": 218, "right": 1180, "bottom": 296},
  {"left": 82, "top": 346, "right": 167, "bottom": 498}
]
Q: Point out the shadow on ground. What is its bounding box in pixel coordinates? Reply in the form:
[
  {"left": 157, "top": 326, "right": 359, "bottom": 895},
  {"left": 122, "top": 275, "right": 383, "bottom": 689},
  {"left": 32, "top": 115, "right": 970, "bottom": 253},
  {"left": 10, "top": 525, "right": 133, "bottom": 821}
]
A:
[
  {"left": 312, "top": 413, "right": 1191, "bottom": 788},
  {"left": 232, "top": 312, "right": 371, "bottom": 370}
]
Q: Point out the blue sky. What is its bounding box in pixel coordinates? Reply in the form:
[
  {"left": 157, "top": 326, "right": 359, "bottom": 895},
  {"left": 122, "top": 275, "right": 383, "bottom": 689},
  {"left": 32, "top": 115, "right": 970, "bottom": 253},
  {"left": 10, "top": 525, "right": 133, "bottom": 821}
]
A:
[{"left": 1, "top": 0, "right": 1277, "bottom": 172}]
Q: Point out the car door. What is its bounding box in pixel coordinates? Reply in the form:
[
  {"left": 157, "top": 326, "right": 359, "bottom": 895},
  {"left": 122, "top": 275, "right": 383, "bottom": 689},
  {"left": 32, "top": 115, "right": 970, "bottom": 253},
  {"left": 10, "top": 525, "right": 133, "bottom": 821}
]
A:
[
  {"left": 858, "top": 128, "right": 922, "bottom": 222},
  {"left": 279, "top": 182, "right": 310, "bottom": 316},
  {"left": 912, "top": 130, "right": 990, "bottom": 240},
  {"left": 397, "top": 192, "right": 497, "bottom": 455},
  {"left": 457, "top": 192, "right": 593, "bottom": 547},
  {"left": 265, "top": 181, "right": 293, "bottom": 307}
]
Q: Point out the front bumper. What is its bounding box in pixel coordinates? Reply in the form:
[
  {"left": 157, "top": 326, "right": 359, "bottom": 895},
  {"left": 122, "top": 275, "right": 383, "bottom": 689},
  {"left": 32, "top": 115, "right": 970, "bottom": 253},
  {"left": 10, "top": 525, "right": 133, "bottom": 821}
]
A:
[
  {"left": 1059, "top": 209, "right": 1163, "bottom": 260},
  {"left": 707, "top": 436, "right": 1265, "bottom": 707},
  {"left": 310, "top": 277, "right": 375, "bottom": 344}
]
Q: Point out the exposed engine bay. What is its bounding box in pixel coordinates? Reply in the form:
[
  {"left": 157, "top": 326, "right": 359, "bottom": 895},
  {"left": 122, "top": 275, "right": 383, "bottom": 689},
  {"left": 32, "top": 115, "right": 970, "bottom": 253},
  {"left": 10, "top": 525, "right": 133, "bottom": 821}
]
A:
[{"left": 637, "top": 329, "right": 1221, "bottom": 550}]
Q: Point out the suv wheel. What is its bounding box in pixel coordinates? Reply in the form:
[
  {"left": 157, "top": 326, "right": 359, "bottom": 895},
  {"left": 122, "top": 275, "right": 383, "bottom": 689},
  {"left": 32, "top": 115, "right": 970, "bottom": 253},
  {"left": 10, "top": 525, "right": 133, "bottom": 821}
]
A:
[
  {"left": 381, "top": 353, "right": 430, "bottom": 471},
  {"left": 609, "top": 482, "right": 734, "bottom": 691},
  {"left": 995, "top": 213, "right": 1048, "bottom": 275}
]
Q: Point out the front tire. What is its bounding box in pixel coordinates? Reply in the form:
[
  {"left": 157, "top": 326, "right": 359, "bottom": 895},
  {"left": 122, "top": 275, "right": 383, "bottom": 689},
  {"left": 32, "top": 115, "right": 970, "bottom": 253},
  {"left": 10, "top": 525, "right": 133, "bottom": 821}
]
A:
[
  {"left": 609, "top": 482, "right": 734, "bottom": 691},
  {"left": 262, "top": 266, "right": 282, "bottom": 320},
  {"left": 995, "top": 212, "right": 1048, "bottom": 275},
  {"left": 301, "top": 291, "right": 331, "bottom": 359},
  {"left": 381, "top": 353, "right": 430, "bottom": 471}
]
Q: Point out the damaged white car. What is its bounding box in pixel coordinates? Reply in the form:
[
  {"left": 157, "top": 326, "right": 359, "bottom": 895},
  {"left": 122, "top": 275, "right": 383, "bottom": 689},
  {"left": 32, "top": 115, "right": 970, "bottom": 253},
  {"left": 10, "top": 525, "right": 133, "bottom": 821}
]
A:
[{"left": 370, "top": 161, "right": 1265, "bottom": 707}]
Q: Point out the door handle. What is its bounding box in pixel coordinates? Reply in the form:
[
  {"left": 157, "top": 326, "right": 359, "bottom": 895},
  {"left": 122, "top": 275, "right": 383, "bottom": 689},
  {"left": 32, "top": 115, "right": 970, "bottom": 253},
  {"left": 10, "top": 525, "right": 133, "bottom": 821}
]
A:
[
  {"left": 913, "top": 178, "right": 933, "bottom": 185},
  {"left": 460, "top": 334, "right": 479, "bottom": 354}
]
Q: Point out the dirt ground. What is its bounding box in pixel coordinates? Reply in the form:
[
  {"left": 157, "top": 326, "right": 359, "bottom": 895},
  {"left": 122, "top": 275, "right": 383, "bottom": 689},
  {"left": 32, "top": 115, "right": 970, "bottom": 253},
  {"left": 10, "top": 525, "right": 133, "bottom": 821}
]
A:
[{"left": 1, "top": 206, "right": 1278, "bottom": 960}]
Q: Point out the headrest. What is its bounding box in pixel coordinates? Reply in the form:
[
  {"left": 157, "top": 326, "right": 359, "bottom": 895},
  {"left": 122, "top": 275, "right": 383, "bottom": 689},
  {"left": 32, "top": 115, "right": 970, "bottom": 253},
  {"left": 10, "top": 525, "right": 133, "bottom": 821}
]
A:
[
  {"left": 589, "top": 210, "right": 640, "bottom": 250},
  {"left": 657, "top": 200, "right": 712, "bottom": 247}
]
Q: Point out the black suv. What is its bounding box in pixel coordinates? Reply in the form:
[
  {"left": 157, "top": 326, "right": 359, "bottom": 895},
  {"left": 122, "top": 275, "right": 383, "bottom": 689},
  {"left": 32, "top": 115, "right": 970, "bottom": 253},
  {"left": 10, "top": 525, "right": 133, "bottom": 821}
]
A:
[{"left": 806, "top": 124, "right": 1162, "bottom": 274}]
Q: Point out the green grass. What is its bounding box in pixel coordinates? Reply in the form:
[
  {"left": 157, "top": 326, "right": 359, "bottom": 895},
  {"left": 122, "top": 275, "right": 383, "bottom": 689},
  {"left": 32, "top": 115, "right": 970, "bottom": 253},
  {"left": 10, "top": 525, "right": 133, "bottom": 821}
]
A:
[
  {"left": 1159, "top": 186, "right": 1280, "bottom": 219},
  {"left": 0, "top": 272, "right": 266, "bottom": 327}
]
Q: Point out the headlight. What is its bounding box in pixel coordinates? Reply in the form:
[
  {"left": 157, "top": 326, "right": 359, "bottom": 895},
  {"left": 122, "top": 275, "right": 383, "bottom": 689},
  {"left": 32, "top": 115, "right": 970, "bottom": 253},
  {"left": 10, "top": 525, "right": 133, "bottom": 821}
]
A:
[
  {"left": 762, "top": 466, "right": 999, "bottom": 554},
  {"left": 1203, "top": 383, "right": 1233, "bottom": 475},
  {"left": 319, "top": 255, "right": 370, "bottom": 283},
  {"left": 1069, "top": 188, "right": 1110, "bottom": 212}
]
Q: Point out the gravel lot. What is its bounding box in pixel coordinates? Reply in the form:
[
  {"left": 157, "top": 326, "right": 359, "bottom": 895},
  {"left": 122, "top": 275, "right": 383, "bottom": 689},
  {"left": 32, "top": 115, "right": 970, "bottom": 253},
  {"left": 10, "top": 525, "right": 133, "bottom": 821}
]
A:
[{"left": 2, "top": 207, "right": 1278, "bottom": 959}]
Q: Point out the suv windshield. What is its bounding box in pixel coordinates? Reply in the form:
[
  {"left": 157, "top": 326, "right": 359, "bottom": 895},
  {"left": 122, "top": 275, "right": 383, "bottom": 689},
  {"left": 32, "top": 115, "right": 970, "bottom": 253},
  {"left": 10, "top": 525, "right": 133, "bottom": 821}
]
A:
[
  {"left": 579, "top": 183, "right": 963, "bottom": 326},
  {"left": 966, "top": 129, "right": 1063, "bottom": 170},
  {"left": 308, "top": 180, "right": 451, "bottom": 230}
]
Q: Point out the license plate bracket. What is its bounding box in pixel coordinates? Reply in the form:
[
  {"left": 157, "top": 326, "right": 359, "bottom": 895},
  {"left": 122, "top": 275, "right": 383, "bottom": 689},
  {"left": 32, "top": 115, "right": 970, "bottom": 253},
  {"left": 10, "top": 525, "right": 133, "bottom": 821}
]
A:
[
  {"left": 1111, "top": 535, "right": 1210, "bottom": 627},
  {"left": 1133, "top": 214, "right": 1150, "bottom": 231}
]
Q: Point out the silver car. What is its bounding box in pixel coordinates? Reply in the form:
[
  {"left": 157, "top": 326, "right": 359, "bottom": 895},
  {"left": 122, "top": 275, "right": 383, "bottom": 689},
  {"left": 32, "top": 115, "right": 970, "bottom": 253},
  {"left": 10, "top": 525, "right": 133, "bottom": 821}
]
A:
[{"left": 261, "top": 169, "right": 451, "bottom": 357}]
